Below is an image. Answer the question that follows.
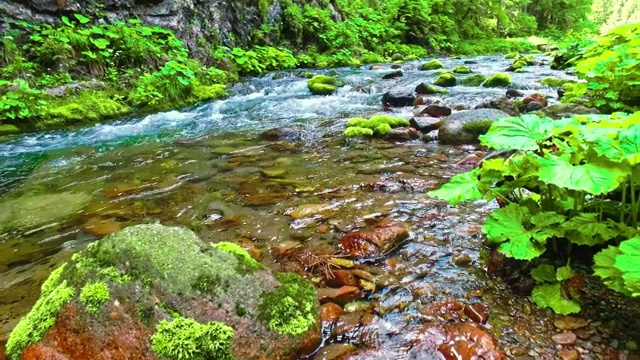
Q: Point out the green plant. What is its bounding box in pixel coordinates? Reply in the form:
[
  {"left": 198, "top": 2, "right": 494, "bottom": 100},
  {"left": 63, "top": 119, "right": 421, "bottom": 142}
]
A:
[
  {"left": 429, "top": 112, "right": 640, "bottom": 314},
  {"left": 0, "top": 79, "right": 48, "bottom": 122},
  {"left": 150, "top": 317, "right": 235, "bottom": 360},
  {"left": 344, "top": 115, "right": 410, "bottom": 137},
  {"left": 79, "top": 282, "right": 110, "bottom": 314}
]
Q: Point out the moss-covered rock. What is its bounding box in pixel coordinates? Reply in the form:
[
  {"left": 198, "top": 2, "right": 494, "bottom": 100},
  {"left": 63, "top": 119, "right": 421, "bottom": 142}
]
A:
[
  {"left": 344, "top": 126, "right": 374, "bottom": 137},
  {"left": 460, "top": 74, "right": 486, "bottom": 86},
  {"left": 439, "top": 109, "right": 510, "bottom": 145},
  {"left": 0, "top": 124, "right": 20, "bottom": 135},
  {"left": 419, "top": 59, "right": 444, "bottom": 71},
  {"left": 452, "top": 65, "right": 472, "bottom": 74},
  {"left": 404, "top": 55, "right": 419, "bottom": 61},
  {"left": 540, "top": 77, "right": 578, "bottom": 88},
  {"left": 415, "top": 82, "right": 449, "bottom": 94},
  {"left": 7, "top": 224, "right": 321, "bottom": 360},
  {"left": 344, "top": 115, "right": 410, "bottom": 137},
  {"left": 482, "top": 73, "right": 512, "bottom": 87},
  {"left": 433, "top": 72, "right": 457, "bottom": 87},
  {"left": 40, "top": 92, "right": 131, "bottom": 129},
  {"left": 307, "top": 75, "right": 338, "bottom": 95}
]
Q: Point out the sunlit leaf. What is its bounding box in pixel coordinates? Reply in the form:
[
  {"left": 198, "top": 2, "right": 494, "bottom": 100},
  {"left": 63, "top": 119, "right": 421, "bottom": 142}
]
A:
[
  {"left": 593, "top": 245, "right": 630, "bottom": 295},
  {"left": 532, "top": 283, "right": 581, "bottom": 315},
  {"left": 556, "top": 265, "right": 573, "bottom": 281},
  {"left": 616, "top": 236, "right": 640, "bottom": 296},
  {"left": 562, "top": 213, "right": 619, "bottom": 246},
  {"left": 482, "top": 204, "right": 547, "bottom": 260},
  {"left": 479, "top": 115, "right": 554, "bottom": 151},
  {"left": 619, "top": 125, "right": 640, "bottom": 165},
  {"left": 427, "top": 169, "right": 482, "bottom": 205},
  {"left": 537, "top": 155, "right": 628, "bottom": 195},
  {"left": 531, "top": 264, "right": 556, "bottom": 283}
]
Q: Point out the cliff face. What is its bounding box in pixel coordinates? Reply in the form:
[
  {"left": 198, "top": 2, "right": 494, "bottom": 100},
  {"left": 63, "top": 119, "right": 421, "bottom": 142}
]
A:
[{"left": 0, "top": 0, "right": 276, "bottom": 51}]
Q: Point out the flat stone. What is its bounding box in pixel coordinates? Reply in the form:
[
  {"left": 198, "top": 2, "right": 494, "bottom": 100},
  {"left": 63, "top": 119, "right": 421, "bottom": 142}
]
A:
[
  {"left": 319, "top": 302, "right": 343, "bottom": 323},
  {"left": 554, "top": 316, "right": 588, "bottom": 330},
  {"left": 317, "top": 286, "right": 362, "bottom": 305},
  {"left": 313, "top": 343, "right": 357, "bottom": 360},
  {"left": 382, "top": 70, "right": 403, "bottom": 79},
  {"left": 557, "top": 349, "right": 580, "bottom": 360},
  {"left": 552, "top": 332, "right": 577, "bottom": 346},
  {"left": 410, "top": 117, "right": 440, "bottom": 133},
  {"left": 464, "top": 303, "right": 488, "bottom": 324},
  {"left": 324, "top": 270, "right": 358, "bottom": 287},
  {"left": 420, "top": 104, "right": 452, "bottom": 117}
]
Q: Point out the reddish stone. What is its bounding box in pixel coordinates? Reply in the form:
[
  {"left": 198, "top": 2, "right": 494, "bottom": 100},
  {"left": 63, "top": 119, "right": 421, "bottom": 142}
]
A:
[
  {"left": 340, "top": 222, "right": 409, "bottom": 258},
  {"left": 557, "top": 349, "right": 580, "bottom": 360},
  {"left": 316, "top": 286, "right": 362, "bottom": 305},
  {"left": 456, "top": 154, "right": 482, "bottom": 166},
  {"left": 324, "top": 270, "right": 358, "bottom": 287},
  {"left": 464, "top": 303, "right": 488, "bottom": 324},
  {"left": 439, "top": 322, "right": 505, "bottom": 360},
  {"left": 420, "top": 104, "right": 453, "bottom": 117},
  {"left": 552, "top": 332, "right": 577, "bottom": 345},
  {"left": 320, "top": 303, "right": 344, "bottom": 323},
  {"left": 523, "top": 93, "right": 547, "bottom": 107}
]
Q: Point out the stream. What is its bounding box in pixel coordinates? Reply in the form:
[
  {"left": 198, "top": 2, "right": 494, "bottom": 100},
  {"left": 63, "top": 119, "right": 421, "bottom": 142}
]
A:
[{"left": 1, "top": 55, "right": 638, "bottom": 359}]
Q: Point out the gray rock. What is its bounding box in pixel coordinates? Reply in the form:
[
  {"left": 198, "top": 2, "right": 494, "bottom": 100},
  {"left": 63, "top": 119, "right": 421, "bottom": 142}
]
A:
[
  {"left": 526, "top": 101, "right": 544, "bottom": 112},
  {"left": 439, "top": 109, "right": 510, "bottom": 145},
  {"left": 475, "top": 97, "right": 520, "bottom": 116},
  {"left": 410, "top": 117, "right": 440, "bottom": 133},
  {"left": 382, "top": 70, "right": 403, "bottom": 79},
  {"left": 382, "top": 89, "right": 416, "bottom": 107},
  {"left": 535, "top": 103, "right": 599, "bottom": 119}
]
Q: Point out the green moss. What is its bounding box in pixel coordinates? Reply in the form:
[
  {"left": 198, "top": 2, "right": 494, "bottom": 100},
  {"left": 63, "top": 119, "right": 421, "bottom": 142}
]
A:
[
  {"left": 482, "top": 73, "right": 512, "bottom": 87},
  {"left": 298, "top": 71, "right": 314, "bottom": 79},
  {"left": 540, "top": 77, "right": 577, "bottom": 88},
  {"left": 375, "top": 123, "right": 392, "bottom": 135},
  {"left": 511, "top": 60, "right": 527, "bottom": 70},
  {"left": 452, "top": 65, "right": 471, "bottom": 74},
  {"left": 515, "top": 68, "right": 526, "bottom": 73},
  {"left": 150, "top": 317, "right": 235, "bottom": 360},
  {"left": 6, "top": 264, "right": 75, "bottom": 360},
  {"left": 419, "top": 59, "right": 444, "bottom": 70},
  {"left": 346, "top": 115, "right": 409, "bottom": 129},
  {"left": 307, "top": 75, "right": 338, "bottom": 95},
  {"left": 461, "top": 74, "right": 486, "bottom": 86},
  {"left": 258, "top": 272, "right": 316, "bottom": 337},
  {"left": 40, "top": 92, "right": 131, "bottom": 129},
  {"left": 344, "top": 126, "right": 374, "bottom": 137},
  {"left": 235, "top": 302, "right": 248, "bottom": 317},
  {"left": 404, "top": 55, "right": 419, "bottom": 61},
  {"left": 79, "top": 282, "right": 110, "bottom": 314},
  {"left": 433, "top": 72, "right": 457, "bottom": 87},
  {"left": 505, "top": 52, "right": 519, "bottom": 59},
  {"left": 191, "top": 85, "right": 230, "bottom": 103},
  {"left": 213, "top": 242, "right": 264, "bottom": 273},
  {"left": 421, "top": 84, "right": 449, "bottom": 94},
  {"left": 462, "top": 119, "right": 494, "bottom": 136},
  {"left": 0, "top": 124, "right": 20, "bottom": 135}
]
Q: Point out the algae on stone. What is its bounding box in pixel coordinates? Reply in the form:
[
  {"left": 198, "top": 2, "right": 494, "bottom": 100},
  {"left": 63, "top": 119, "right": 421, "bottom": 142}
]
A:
[
  {"left": 150, "top": 317, "right": 235, "bottom": 360},
  {"left": 482, "top": 73, "right": 512, "bottom": 87},
  {"left": 80, "top": 282, "right": 110, "bottom": 314},
  {"left": 452, "top": 65, "right": 471, "bottom": 74},
  {"left": 433, "top": 72, "right": 457, "bottom": 87},
  {"left": 344, "top": 115, "right": 410, "bottom": 137},
  {"left": 307, "top": 75, "right": 338, "bottom": 95},
  {"left": 213, "top": 241, "right": 264, "bottom": 273},
  {"left": 460, "top": 74, "right": 486, "bottom": 86},
  {"left": 419, "top": 59, "right": 444, "bottom": 71}
]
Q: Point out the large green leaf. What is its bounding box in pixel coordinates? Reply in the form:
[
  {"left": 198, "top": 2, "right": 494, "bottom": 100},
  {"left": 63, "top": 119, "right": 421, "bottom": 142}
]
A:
[
  {"left": 482, "top": 204, "right": 548, "bottom": 260},
  {"left": 531, "top": 283, "right": 581, "bottom": 315},
  {"left": 615, "top": 236, "right": 640, "bottom": 296},
  {"left": 556, "top": 265, "right": 573, "bottom": 281},
  {"left": 479, "top": 115, "right": 554, "bottom": 151},
  {"left": 537, "top": 155, "right": 628, "bottom": 195},
  {"left": 531, "top": 264, "right": 556, "bottom": 283},
  {"left": 593, "top": 245, "right": 630, "bottom": 295},
  {"left": 561, "top": 213, "right": 620, "bottom": 246},
  {"left": 619, "top": 125, "right": 640, "bottom": 165},
  {"left": 427, "top": 169, "right": 482, "bottom": 205}
]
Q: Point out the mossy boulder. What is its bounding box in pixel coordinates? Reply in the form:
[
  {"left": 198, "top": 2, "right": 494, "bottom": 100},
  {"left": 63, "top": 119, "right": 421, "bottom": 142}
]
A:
[
  {"left": 438, "top": 109, "right": 510, "bottom": 145},
  {"left": 419, "top": 59, "right": 444, "bottom": 71},
  {"left": 539, "top": 77, "right": 578, "bottom": 89},
  {"left": 40, "top": 94, "right": 131, "bottom": 129},
  {"left": 344, "top": 115, "right": 410, "bottom": 137},
  {"left": 433, "top": 73, "right": 457, "bottom": 87},
  {"left": 460, "top": 74, "right": 486, "bottom": 86},
  {"left": 0, "top": 191, "right": 92, "bottom": 234},
  {"left": 482, "top": 73, "right": 512, "bottom": 88},
  {"left": 533, "top": 103, "right": 599, "bottom": 120},
  {"left": 0, "top": 124, "right": 20, "bottom": 135},
  {"left": 452, "top": 65, "right": 472, "bottom": 74},
  {"left": 415, "top": 82, "right": 449, "bottom": 95},
  {"left": 6, "top": 224, "right": 320, "bottom": 360},
  {"left": 308, "top": 75, "right": 338, "bottom": 95}
]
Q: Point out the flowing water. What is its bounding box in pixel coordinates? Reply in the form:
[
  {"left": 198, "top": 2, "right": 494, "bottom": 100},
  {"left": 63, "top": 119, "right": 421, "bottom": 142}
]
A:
[{"left": 1, "top": 55, "right": 638, "bottom": 358}]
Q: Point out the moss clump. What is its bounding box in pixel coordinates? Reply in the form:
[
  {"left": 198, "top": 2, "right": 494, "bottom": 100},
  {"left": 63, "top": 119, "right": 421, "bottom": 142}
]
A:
[
  {"left": 40, "top": 92, "right": 131, "bottom": 129},
  {"left": 461, "top": 74, "right": 486, "bottom": 86},
  {"left": 404, "top": 55, "right": 419, "bottom": 61},
  {"left": 419, "top": 84, "right": 449, "bottom": 94},
  {"left": 213, "top": 242, "right": 264, "bottom": 273},
  {"left": 433, "top": 72, "right": 457, "bottom": 87},
  {"left": 505, "top": 52, "right": 519, "bottom": 59},
  {"left": 0, "top": 124, "right": 20, "bottom": 135},
  {"left": 482, "top": 73, "right": 512, "bottom": 87},
  {"left": 191, "top": 85, "right": 229, "bottom": 103},
  {"left": 419, "top": 59, "right": 444, "bottom": 71},
  {"left": 258, "top": 272, "right": 316, "bottom": 337},
  {"left": 540, "top": 77, "right": 577, "bottom": 88},
  {"left": 6, "top": 264, "right": 75, "bottom": 360},
  {"left": 79, "top": 282, "right": 110, "bottom": 314},
  {"left": 344, "top": 127, "right": 374, "bottom": 137},
  {"left": 299, "top": 71, "right": 314, "bottom": 79},
  {"left": 452, "top": 65, "right": 471, "bottom": 74},
  {"left": 462, "top": 119, "right": 494, "bottom": 136},
  {"left": 150, "top": 317, "right": 235, "bottom": 360},
  {"left": 375, "top": 123, "right": 392, "bottom": 135},
  {"left": 307, "top": 75, "right": 338, "bottom": 95}
]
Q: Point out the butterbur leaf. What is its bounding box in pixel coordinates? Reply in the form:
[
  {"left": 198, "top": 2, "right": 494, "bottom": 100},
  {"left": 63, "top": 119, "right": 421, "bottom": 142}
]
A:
[
  {"left": 616, "top": 236, "right": 640, "bottom": 296},
  {"left": 562, "top": 213, "right": 619, "bottom": 246},
  {"left": 619, "top": 125, "right": 640, "bottom": 165},
  {"left": 428, "top": 169, "right": 482, "bottom": 205},
  {"left": 532, "top": 283, "right": 581, "bottom": 315},
  {"left": 479, "top": 115, "right": 554, "bottom": 151},
  {"left": 531, "top": 264, "right": 556, "bottom": 283},
  {"left": 74, "top": 14, "right": 91, "bottom": 24},
  {"left": 482, "top": 204, "right": 547, "bottom": 260},
  {"left": 537, "top": 155, "right": 628, "bottom": 195},
  {"left": 556, "top": 265, "right": 573, "bottom": 281},
  {"left": 593, "top": 246, "right": 629, "bottom": 295}
]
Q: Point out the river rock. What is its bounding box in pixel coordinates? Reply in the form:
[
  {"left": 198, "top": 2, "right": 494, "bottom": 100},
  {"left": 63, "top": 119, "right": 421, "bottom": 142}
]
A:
[
  {"left": 506, "top": 89, "right": 524, "bottom": 98},
  {"left": 557, "top": 349, "right": 580, "bottom": 360},
  {"left": 554, "top": 316, "right": 589, "bottom": 330},
  {"left": 410, "top": 117, "right": 440, "bottom": 132},
  {"left": 6, "top": 224, "right": 321, "bottom": 360},
  {"left": 313, "top": 343, "right": 357, "bottom": 360},
  {"left": 552, "top": 332, "right": 577, "bottom": 345},
  {"left": 408, "top": 322, "right": 505, "bottom": 360},
  {"left": 316, "top": 286, "right": 362, "bottom": 305},
  {"left": 438, "top": 109, "right": 510, "bottom": 145},
  {"left": 475, "top": 97, "right": 520, "bottom": 116},
  {"left": 260, "top": 127, "right": 302, "bottom": 141},
  {"left": 340, "top": 221, "right": 410, "bottom": 259},
  {"left": 319, "top": 302, "right": 344, "bottom": 323},
  {"left": 415, "top": 82, "right": 449, "bottom": 95},
  {"left": 384, "top": 127, "right": 421, "bottom": 142},
  {"left": 534, "top": 103, "right": 599, "bottom": 119},
  {"left": 382, "top": 70, "right": 403, "bottom": 79},
  {"left": 419, "top": 104, "right": 452, "bottom": 118},
  {"left": 464, "top": 303, "right": 488, "bottom": 324},
  {"left": 525, "top": 101, "right": 544, "bottom": 112},
  {"left": 382, "top": 90, "right": 416, "bottom": 107},
  {"left": 325, "top": 270, "right": 358, "bottom": 287},
  {"left": 523, "top": 93, "right": 547, "bottom": 107}
]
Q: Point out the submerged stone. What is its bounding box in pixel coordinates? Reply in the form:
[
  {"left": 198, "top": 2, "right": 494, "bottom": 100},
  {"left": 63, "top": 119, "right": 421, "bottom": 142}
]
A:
[
  {"left": 6, "top": 224, "right": 320, "bottom": 360},
  {"left": 438, "top": 109, "right": 510, "bottom": 145},
  {"left": 340, "top": 221, "right": 410, "bottom": 259}
]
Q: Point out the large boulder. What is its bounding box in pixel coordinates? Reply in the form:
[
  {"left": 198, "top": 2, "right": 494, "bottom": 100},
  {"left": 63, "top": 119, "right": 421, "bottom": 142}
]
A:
[
  {"left": 475, "top": 97, "right": 520, "bottom": 116},
  {"left": 5, "top": 224, "right": 320, "bottom": 360},
  {"left": 439, "top": 109, "right": 510, "bottom": 145},
  {"left": 308, "top": 75, "right": 338, "bottom": 95},
  {"left": 382, "top": 89, "right": 416, "bottom": 107}
]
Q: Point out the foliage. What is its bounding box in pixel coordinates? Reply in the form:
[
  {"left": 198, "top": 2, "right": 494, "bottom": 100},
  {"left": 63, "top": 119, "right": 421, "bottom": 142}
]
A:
[
  {"left": 0, "top": 79, "right": 48, "bottom": 122},
  {"left": 212, "top": 46, "right": 297, "bottom": 75},
  {"left": 79, "top": 282, "right": 110, "bottom": 314},
  {"left": 563, "top": 23, "right": 640, "bottom": 113},
  {"left": 150, "top": 317, "right": 235, "bottom": 360},
  {"left": 429, "top": 112, "right": 640, "bottom": 313}
]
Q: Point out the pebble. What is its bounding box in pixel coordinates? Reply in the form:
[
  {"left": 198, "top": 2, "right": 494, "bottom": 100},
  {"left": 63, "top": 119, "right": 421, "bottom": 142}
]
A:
[
  {"left": 554, "top": 316, "right": 589, "bottom": 330},
  {"left": 557, "top": 349, "right": 580, "bottom": 360},
  {"left": 511, "top": 347, "right": 528, "bottom": 356},
  {"left": 552, "top": 332, "right": 577, "bottom": 346},
  {"left": 452, "top": 252, "right": 472, "bottom": 266}
]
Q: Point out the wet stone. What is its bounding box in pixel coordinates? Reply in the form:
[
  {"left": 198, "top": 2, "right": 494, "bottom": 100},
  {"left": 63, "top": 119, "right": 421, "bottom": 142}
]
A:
[
  {"left": 452, "top": 252, "right": 473, "bottom": 266},
  {"left": 382, "top": 70, "right": 403, "bottom": 79},
  {"left": 319, "top": 302, "right": 344, "bottom": 323},
  {"left": 419, "top": 104, "right": 452, "bottom": 118},
  {"left": 557, "top": 349, "right": 580, "bottom": 360},
  {"left": 313, "top": 343, "right": 357, "bottom": 360},
  {"left": 324, "top": 270, "right": 358, "bottom": 287},
  {"left": 554, "top": 316, "right": 589, "bottom": 330},
  {"left": 410, "top": 117, "right": 440, "bottom": 133},
  {"left": 511, "top": 347, "right": 529, "bottom": 356},
  {"left": 552, "top": 332, "right": 577, "bottom": 346},
  {"left": 317, "top": 286, "right": 362, "bottom": 305},
  {"left": 464, "top": 303, "right": 488, "bottom": 324}
]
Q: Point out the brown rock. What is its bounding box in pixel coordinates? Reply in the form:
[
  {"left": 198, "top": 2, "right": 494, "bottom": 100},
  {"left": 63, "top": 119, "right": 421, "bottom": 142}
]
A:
[
  {"left": 319, "top": 302, "right": 344, "bottom": 323},
  {"left": 523, "top": 93, "right": 547, "bottom": 107},
  {"left": 83, "top": 217, "right": 122, "bottom": 237},
  {"left": 456, "top": 154, "right": 481, "bottom": 166},
  {"left": 557, "top": 349, "right": 580, "bottom": 360},
  {"left": 420, "top": 104, "right": 452, "bottom": 117},
  {"left": 244, "top": 193, "right": 288, "bottom": 206},
  {"left": 552, "top": 332, "right": 577, "bottom": 346},
  {"left": 439, "top": 322, "right": 505, "bottom": 360},
  {"left": 464, "top": 303, "right": 488, "bottom": 324},
  {"left": 325, "top": 270, "right": 358, "bottom": 287},
  {"left": 313, "top": 343, "right": 357, "bottom": 360},
  {"left": 554, "top": 316, "right": 588, "bottom": 330},
  {"left": 340, "top": 222, "right": 410, "bottom": 258},
  {"left": 410, "top": 117, "right": 440, "bottom": 133},
  {"left": 317, "top": 286, "right": 362, "bottom": 305}
]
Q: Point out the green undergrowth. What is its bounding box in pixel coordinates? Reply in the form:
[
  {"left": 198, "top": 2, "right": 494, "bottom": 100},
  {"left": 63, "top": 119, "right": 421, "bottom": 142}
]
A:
[
  {"left": 344, "top": 115, "right": 410, "bottom": 137},
  {"left": 150, "top": 317, "right": 235, "bottom": 360},
  {"left": 429, "top": 112, "right": 640, "bottom": 315}
]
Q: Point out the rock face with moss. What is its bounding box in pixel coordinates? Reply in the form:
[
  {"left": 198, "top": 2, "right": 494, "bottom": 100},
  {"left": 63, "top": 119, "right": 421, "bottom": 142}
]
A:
[
  {"left": 438, "top": 109, "right": 510, "bottom": 145},
  {"left": 6, "top": 224, "right": 320, "bottom": 360}
]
